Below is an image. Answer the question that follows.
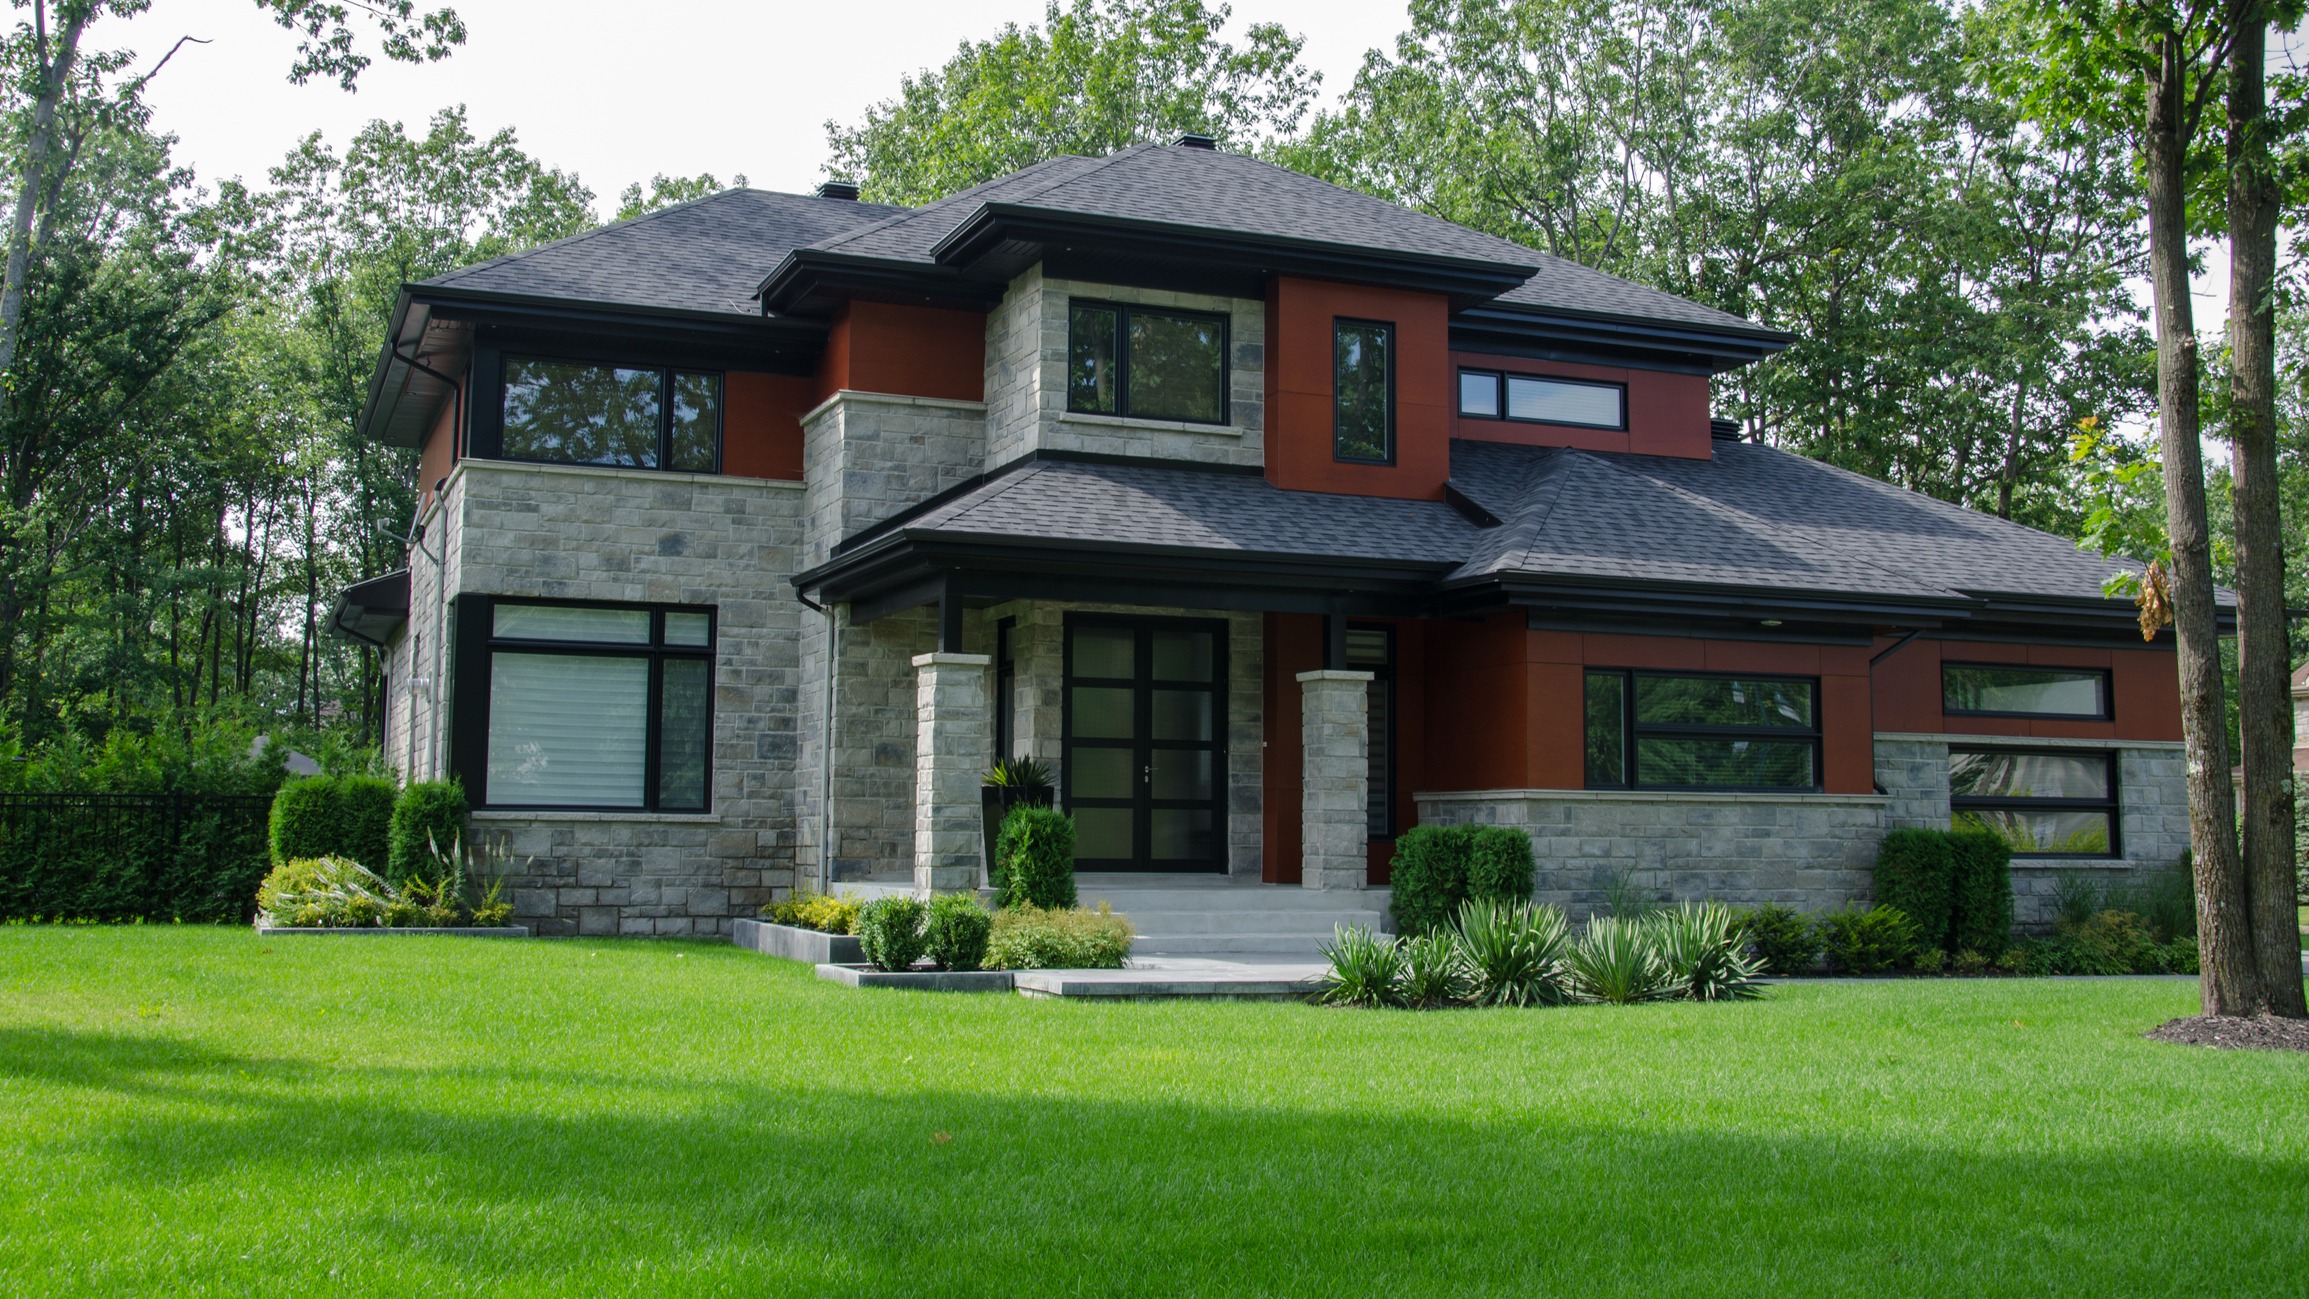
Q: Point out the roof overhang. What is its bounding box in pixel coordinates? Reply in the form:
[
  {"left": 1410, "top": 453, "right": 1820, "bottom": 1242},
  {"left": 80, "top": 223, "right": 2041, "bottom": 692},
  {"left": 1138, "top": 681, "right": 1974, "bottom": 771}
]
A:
[
  {"left": 1450, "top": 303, "right": 1792, "bottom": 375},
  {"left": 329, "top": 569, "right": 411, "bottom": 648}
]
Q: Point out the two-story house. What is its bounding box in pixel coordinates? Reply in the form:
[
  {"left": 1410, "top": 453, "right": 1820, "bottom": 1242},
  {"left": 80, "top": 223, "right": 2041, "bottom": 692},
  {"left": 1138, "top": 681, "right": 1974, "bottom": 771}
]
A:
[{"left": 333, "top": 137, "right": 2196, "bottom": 940}]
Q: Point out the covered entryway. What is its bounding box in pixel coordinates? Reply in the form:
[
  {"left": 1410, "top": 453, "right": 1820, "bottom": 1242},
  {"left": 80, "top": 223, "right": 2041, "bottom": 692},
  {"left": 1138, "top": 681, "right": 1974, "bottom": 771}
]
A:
[{"left": 1062, "top": 614, "right": 1228, "bottom": 872}]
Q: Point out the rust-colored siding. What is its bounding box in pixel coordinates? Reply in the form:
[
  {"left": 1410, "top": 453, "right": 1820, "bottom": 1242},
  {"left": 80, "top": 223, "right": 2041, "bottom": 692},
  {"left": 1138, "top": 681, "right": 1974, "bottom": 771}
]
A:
[
  {"left": 1263, "top": 276, "right": 1452, "bottom": 500},
  {"left": 1869, "top": 636, "right": 2182, "bottom": 741},
  {"left": 1448, "top": 351, "right": 1713, "bottom": 460},
  {"left": 417, "top": 386, "right": 460, "bottom": 514},
  {"left": 721, "top": 371, "right": 812, "bottom": 480},
  {"left": 814, "top": 300, "right": 986, "bottom": 404}
]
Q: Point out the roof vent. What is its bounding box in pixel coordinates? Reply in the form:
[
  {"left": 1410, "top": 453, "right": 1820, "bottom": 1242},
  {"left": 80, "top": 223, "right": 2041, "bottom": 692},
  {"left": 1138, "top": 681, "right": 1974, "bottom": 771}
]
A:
[
  {"left": 1171, "top": 132, "right": 1218, "bottom": 150},
  {"left": 1709, "top": 418, "right": 1743, "bottom": 442},
  {"left": 816, "top": 180, "right": 860, "bottom": 201}
]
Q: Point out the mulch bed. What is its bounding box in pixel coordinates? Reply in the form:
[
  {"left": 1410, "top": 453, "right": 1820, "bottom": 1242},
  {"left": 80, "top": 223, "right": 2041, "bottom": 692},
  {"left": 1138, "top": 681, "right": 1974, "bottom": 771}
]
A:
[{"left": 2146, "top": 1014, "right": 2309, "bottom": 1053}]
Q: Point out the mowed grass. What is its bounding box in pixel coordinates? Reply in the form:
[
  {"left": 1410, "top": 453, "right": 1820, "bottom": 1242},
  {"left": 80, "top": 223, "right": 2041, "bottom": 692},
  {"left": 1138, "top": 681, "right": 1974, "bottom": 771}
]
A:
[{"left": 0, "top": 929, "right": 2303, "bottom": 1298}]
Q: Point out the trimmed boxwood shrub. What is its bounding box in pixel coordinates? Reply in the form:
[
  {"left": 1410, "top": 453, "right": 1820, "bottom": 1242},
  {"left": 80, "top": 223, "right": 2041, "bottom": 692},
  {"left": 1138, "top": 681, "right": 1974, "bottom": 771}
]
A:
[
  {"left": 855, "top": 895, "right": 929, "bottom": 971},
  {"left": 995, "top": 805, "right": 1077, "bottom": 910},
  {"left": 1946, "top": 829, "right": 2014, "bottom": 955},
  {"left": 387, "top": 780, "right": 468, "bottom": 883},
  {"left": 1873, "top": 829, "right": 1955, "bottom": 952},
  {"left": 1465, "top": 826, "right": 1536, "bottom": 906},
  {"left": 268, "top": 775, "right": 396, "bottom": 872},
  {"left": 1738, "top": 902, "right": 1820, "bottom": 975},
  {"left": 1388, "top": 825, "right": 1472, "bottom": 935},
  {"left": 925, "top": 892, "right": 993, "bottom": 971},
  {"left": 1816, "top": 904, "right": 1918, "bottom": 975}
]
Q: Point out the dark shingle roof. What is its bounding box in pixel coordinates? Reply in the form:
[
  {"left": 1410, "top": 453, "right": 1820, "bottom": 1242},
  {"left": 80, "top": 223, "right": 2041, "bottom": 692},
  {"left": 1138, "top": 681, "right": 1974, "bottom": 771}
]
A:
[
  {"left": 1491, "top": 253, "right": 1777, "bottom": 336},
  {"left": 420, "top": 188, "right": 904, "bottom": 316}
]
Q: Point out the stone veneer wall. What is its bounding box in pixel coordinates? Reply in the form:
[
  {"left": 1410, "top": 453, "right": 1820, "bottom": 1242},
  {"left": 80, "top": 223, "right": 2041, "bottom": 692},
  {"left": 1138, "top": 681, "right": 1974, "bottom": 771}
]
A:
[
  {"left": 982, "top": 267, "right": 1266, "bottom": 468},
  {"left": 411, "top": 459, "right": 809, "bottom": 938}
]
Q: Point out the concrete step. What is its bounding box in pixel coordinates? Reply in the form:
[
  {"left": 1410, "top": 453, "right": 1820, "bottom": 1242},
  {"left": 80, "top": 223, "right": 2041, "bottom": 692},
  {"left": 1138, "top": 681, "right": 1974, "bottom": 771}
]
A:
[{"left": 1130, "top": 932, "right": 1354, "bottom": 957}]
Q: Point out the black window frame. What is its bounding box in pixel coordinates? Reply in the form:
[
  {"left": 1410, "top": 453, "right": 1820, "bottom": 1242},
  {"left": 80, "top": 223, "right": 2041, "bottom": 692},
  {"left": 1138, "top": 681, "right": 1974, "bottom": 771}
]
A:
[
  {"left": 994, "top": 616, "right": 1018, "bottom": 760},
  {"left": 1059, "top": 612, "right": 1230, "bottom": 872},
  {"left": 1456, "top": 367, "right": 1628, "bottom": 432},
  {"left": 494, "top": 354, "right": 725, "bottom": 474},
  {"left": 1347, "top": 623, "right": 1397, "bottom": 839},
  {"left": 1949, "top": 747, "right": 2121, "bottom": 859},
  {"left": 1941, "top": 662, "right": 2114, "bottom": 721},
  {"left": 1064, "top": 299, "right": 1232, "bottom": 426},
  {"left": 1584, "top": 668, "right": 1823, "bottom": 792},
  {"left": 460, "top": 594, "right": 717, "bottom": 813},
  {"left": 1333, "top": 317, "right": 1397, "bottom": 465}
]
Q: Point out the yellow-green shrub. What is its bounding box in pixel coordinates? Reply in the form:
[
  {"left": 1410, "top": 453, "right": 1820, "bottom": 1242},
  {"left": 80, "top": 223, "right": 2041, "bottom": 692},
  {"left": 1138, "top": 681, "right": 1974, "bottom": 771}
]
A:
[{"left": 982, "top": 903, "right": 1133, "bottom": 969}]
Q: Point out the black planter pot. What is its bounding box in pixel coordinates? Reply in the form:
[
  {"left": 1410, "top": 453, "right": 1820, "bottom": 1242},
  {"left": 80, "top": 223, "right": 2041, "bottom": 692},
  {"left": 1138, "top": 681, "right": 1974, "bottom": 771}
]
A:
[{"left": 981, "top": 785, "right": 1055, "bottom": 884}]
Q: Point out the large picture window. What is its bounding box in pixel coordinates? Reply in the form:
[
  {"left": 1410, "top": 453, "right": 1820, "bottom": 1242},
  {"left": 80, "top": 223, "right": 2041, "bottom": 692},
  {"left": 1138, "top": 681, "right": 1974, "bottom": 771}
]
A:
[
  {"left": 478, "top": 599, "right": 714, "bottom": 811},
  {"left": 1950, "top": 749, "right": 2117, "bottom": 857},
  {"left": 1066, "top": 301, "right": 1228, "bottom": 424},
  {"left": 1585, "top": 670, "right": 1820, "bottom": 790},
  {"left": 500, "top": 358, "right": 722, "bottom": 472},
  {"left": 1457, "top": 368, "right": 1626, "bottom": 430},
  {"left": 1942, "top": 663, "right": 2110, "bottom": 719},
  {"left": 1334, "top": 319, "right": 1394, "bottom": 463}
]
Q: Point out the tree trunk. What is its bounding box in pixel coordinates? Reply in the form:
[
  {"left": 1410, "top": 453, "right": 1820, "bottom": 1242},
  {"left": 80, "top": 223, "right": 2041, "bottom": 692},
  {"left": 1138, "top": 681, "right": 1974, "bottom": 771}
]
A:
[
  {"left": 2224, "top": 4, "right": 2305, "bottom": 1016},
  {"left": 0, "top": 9, "right": 88, "bottom": 406},
  {"left": 2147, "top": 30, "right": 2260, "bottom": 1015}
]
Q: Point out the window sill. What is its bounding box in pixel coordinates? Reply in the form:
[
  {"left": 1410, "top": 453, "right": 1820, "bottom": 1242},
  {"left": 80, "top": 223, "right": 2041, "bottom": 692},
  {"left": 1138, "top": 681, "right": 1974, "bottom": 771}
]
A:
[
  {"left": 472, "top": 809, "right": 720, "bottom": 824},
  {"left": 1057, "top": 410, "right": 1245, "bottom": 438},
  {"left": 457, "top": 459, "right": 802, "bottom": 490},
  {"left": 1414, "top": 788, "right": 1890, "bottom": 806}
]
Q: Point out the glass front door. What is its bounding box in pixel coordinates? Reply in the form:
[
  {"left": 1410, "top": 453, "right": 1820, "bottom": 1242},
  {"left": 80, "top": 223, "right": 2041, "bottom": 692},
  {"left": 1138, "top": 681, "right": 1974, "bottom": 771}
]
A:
[{"left": 1063, "top": 615, "right": 1228, "bottom": 871}]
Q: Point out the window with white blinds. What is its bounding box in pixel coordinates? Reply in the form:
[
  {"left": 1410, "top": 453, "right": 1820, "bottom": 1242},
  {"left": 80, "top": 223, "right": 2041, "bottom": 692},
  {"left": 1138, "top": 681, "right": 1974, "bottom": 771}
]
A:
[{"left": 476, "top": 599, "right": 714, "bottom": 811}]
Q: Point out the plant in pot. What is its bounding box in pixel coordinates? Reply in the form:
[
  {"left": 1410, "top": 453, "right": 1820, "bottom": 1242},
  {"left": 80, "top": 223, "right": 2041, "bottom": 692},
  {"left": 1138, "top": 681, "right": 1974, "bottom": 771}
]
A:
[{"left": 981, "top": 755, "right": 1054, "bottom": 880}]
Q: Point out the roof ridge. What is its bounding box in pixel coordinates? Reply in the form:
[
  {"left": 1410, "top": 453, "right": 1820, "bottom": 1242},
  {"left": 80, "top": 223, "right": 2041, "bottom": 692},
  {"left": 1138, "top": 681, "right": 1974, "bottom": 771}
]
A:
[
  {"left": 918, "top": 456, "right": 1049, "bottom": 530},
  {"left": 1210, "top": 149, "right": 1541, "bottom": 264},
  {"left": 804, "top": 154, "right": 1109, "bottom": 256},
  {"left": 1493, "top": 448, "right": 1577, "bottom": 574}
]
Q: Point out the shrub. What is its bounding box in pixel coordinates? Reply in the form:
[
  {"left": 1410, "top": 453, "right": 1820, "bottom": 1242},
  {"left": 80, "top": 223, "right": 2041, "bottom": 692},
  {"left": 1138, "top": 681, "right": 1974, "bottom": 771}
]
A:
[
  {"left": 2068, "top": 909, "right": 2159, "bottom": 975},
  {"left": 2163, "top": 934, "right": 2201, "bottom": 975},
  {"left": 761, "top": 890, "right": 862, "bottom": 934},
  {"left": 1952, "top": 948, "right": 1991, "bottom": 976},
  {"left": 924, "top": 892, "right": 993, "bottom": 972},
  {"left": 268, "top": 775, "right": 397, "bottom": 872},
  {"left": 1399, "top": 931, "right": 1471, "bottom": 1008},
  {"left": 1464, "top": 827, "right": 1535, "bottom": 906},
  {"left": 1454, "top": 899, "right": 1573, "bottom": 1007},
  {"left": 983, "top": 903, "right": 1133, "bottom": 970},
  {"left": 1913, "top": 947, "right": 1947, "bottom": 975},
  {"left": 994, "top": 805, "right": 1077, "bottom": 910},
  {"left": 1649, "top": 902, "right": 1764, "bottom": 1000},
  {"left": 2049, "top": 871, "right": 2102, "bottom": 930},
  {"left": 1996, "top": 947, "right": 2028, "bottom": 974},
  {"left": 1387, "top": 825, "right": 1473, "bottom": 935},
  {"left": 1320, "top": 925, "right": 1408, "bottom": 1007},
  {"left": 1874, "top": 828, "right": 1955, "bottom": 951},
  {"left": 386, "top": 780, "right": 468, "bottom": 883},
  {"left": 257, "top": 855, "right": 398, "bottom": 929},
  {"left": 2106, "top": 859, "right": 2196, "bottom": 942},
  {"left": 855, "top": 896, "right": 929, "bottom": 972},
  {"left": 1946, "top": 830, "right": 2014, "bottom": 954},
  {"left": 1816, "top": 904, "right": 1917, "bottom": 975},
  {"left": 1738, "top": 903, "right": 1819, "bottom": 976},
  {"left": 1568, "top": 915, "right": 1672, "bottom": 1003}
]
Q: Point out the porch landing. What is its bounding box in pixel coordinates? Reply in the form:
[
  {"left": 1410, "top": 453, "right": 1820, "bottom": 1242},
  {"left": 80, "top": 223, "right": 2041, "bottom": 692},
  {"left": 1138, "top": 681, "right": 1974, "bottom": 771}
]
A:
[{"left": 827, "top": 872, "right": 1389, "bottom": 958}]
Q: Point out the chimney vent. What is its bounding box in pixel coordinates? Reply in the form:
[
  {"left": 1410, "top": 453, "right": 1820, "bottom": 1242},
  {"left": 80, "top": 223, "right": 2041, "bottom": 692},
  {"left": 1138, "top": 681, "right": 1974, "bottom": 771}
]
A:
[
  {"left": 1709, "top": 418, "right": 1743, "bottom": 442},
  {"left": 1172, "top": 133, "right": 1218, "bottom": 150},
  {"left": 816, "top": 180, "right": 860, "bottom": 201}
]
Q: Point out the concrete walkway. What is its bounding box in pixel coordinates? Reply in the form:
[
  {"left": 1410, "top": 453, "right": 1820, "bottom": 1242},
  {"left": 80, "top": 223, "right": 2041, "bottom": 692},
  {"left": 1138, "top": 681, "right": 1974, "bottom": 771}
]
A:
[{"left": 1013, "top": 955, "right": 1327, "bottom": 1000}]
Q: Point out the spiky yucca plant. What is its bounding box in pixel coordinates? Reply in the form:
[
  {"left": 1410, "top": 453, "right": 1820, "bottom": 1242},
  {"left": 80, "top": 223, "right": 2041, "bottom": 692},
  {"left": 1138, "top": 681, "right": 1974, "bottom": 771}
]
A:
[
  {"left": 1647, "top": 901, "right": 1765, "bottom": 1001},
  {"left": 1454, "top": 898, "right": 1574, "bottom": 1006},
  {"left": 1568, "top": 914, "right": 1673, "bottom": 1004},
  {"left": 1399, "top": 931, "right": 1473, "bottom": 1007},
  {"left": 1320, "top": 925, "right": 1407, "bottom": 1007}
]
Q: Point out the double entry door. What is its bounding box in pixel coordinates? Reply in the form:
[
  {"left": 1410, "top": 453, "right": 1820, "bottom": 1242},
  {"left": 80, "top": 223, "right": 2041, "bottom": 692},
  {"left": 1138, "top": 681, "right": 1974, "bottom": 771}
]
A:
[{"left": 1062, "top": 615, "right": 1228, "bottom": 872}]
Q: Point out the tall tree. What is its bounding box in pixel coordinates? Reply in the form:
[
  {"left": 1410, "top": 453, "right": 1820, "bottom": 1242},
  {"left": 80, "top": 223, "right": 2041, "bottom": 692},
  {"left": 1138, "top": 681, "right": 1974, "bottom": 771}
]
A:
[{"left": 825, "top": 0, "right": 1318, "bottom": 205}]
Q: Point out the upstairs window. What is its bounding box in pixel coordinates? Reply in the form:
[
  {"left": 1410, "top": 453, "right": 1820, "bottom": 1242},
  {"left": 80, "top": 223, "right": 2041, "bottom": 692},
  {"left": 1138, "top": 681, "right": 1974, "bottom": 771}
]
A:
[
  {"left": 1942, "top": 664, "right": 2110, "bottom": 719},
  {"left": 1585, "top": 670, "right": 1820, "bottom": 790},
  {"left": 1066, "top": 301, "right": 1228, "bottom": 424},
  {"left": 1335, "top": 319, "right": 1394, "bottom": 463},
  {"left": 1459, "top": 369, "right": 1625, "bottom": 430},
  {"left": 500, "top": 359, "right": 721, "bottom": 472}
]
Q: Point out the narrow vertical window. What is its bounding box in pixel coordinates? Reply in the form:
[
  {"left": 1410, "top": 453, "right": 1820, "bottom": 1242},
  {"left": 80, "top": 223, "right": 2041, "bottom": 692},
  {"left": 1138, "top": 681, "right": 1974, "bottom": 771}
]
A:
[
  {"left": 1347, "top": 626, "right": 1394, "bottom": 837},
  {"left": 1334, "top": 319, "right": 1394, "bottom": 463},
  {"left": 1068, "top": 304, "right": 1120, "bottom": 414},
  {"left": 1585, "top": 671, "right": 1627, "bottom": 787}
]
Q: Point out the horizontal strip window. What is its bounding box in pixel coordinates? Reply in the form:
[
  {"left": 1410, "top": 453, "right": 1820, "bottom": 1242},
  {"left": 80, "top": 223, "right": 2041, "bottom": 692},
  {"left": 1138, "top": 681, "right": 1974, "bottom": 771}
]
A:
[
  {"left": 1585, "top": 669, "right": 1820, "bottom": 791},
  {"left": 1942, "top": 663, "right": 2110, "bottom": 720},
  {"left": 1067, "top": 300, "right": 1230, "bottom": 426},
  {"left": 1458, "top": 368, "right": 1626, "bottom": 430},
  {"left": 479, "top": 599, "right": 714, "bottom": 812},
  {"left": 498, "top": 357, "right": 722, "bottom": 473},
  {"left": 1949, "top": 748, "right": 2118, "bottom": 858}
]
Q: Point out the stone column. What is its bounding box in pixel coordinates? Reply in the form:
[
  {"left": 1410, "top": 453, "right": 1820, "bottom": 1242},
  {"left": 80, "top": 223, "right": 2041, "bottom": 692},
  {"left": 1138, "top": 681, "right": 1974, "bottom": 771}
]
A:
[
  {"left": 914, "top": 651, "right": 993, "bottom": 894},
  {"left": 1299, "top": 668, "right": 1374, "bottom": 890}
]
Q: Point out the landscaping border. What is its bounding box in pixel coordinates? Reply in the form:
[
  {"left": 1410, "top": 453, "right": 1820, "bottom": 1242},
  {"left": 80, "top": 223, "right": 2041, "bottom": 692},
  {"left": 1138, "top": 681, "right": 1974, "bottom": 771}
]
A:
[
  {"left": 254, "top": 922, "right": 530, "bottom": 937},
  {"left": 813, "top": 963, "right": 1015, "bottom": 992},
  {"left": 733, "top": 917, "right": 862, "bottom": 964}
]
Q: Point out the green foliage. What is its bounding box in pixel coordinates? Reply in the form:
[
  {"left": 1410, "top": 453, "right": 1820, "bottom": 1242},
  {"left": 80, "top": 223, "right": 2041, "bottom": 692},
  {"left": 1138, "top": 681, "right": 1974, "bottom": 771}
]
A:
[
  {"left": 1875, "top": 828, "right": 1956, "bottom": 951},
  {"left": 1816, "top": 905, "right": 1919, "bottom": 976},
  {"left": 0, "top": 720, "right": 290, "bottom": 796},
  {"left": 1914, "top": 947, "right": 1948, "bottom": 975},
  {"left": 994, "top": 805, "right": 1077, "bottom": 910},
  {"left": 1952, "top": 948, "right": 1992, "bottom": 976},
  {"left": 1738, "top": 902, "right": 1820, "bottom": 976},
  {"left": 268, "top": 775, "right": 396, "bottom": 872},
  {"left": 761, "top": 890, "right": 863, "bottom": 935},
  {"left": 2163, "top": 935, "right": 2200, "bottom": 976},
  {"left": 613, "top": 172, "right": 745, "bottom": 222},
  {"left": 1318, "top": 925, "right": 1409, "bottom": 1007},
  {"left": 2050, "top": 871, "right": 2104, "bottom": 929},
  {"left": 925, "top": 893, "right": 994, "bottom": 972},
  {"left": 1399, "top": 931, "right": 1473, "bottom": 1008},
  {"left": 1567, "top": 915, "right": 1673, "bottom": 1004},
  {"left": 825, "top": 0, "right": 1319, "bottom": 205},
  {"left": 0, "top": 790, "right": 274, "bottom": 923},
  {"left": 1946, "top": 830, "right": 2016, "bottom": 953},
  {"left": 2102, "top": 860, "right": 2196, "bottom": 942},
  {"left": 1647, "top": 902, "right": 1765, "bottom": 1001},
  {"left": 855, "top": 896, "right": 930, "bottom": 972},
  {"left": 256, "top": 855, "right": 432, "bottom": 929},
  {"left": 1386, "top": 825, "right": 1472, "bottom": 935},
  {"left": 1601, "top": 868, "right": 1664, "bottom": 919},
  {"left": 1464, "top": 826, "right": 1536, "bottom": 906},
  {"left": 1453, "top": 898, "right": 1574, "bottom": 1007},
  {"left": 982, "top": 903, "right": 1135, "bottom": 970},
  {"left": 386, "top": 780, "right": 467, "bottom": 884},
  {"left": 982, "top": 755, "right": 1055, "bottom": 787}
]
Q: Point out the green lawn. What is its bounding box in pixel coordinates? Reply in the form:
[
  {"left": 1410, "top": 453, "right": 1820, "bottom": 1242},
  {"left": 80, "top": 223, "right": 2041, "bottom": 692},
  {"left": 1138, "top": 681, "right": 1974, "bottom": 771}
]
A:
[{"left": 1, "top": 930, "right": 2303, "bottom": 1297}]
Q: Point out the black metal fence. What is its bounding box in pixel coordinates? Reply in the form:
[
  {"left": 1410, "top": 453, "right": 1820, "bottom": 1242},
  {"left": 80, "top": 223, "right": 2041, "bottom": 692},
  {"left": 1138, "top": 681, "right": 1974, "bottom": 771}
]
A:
[{"left": 0, "top": 792, "right": 274, "bottom": 923}]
